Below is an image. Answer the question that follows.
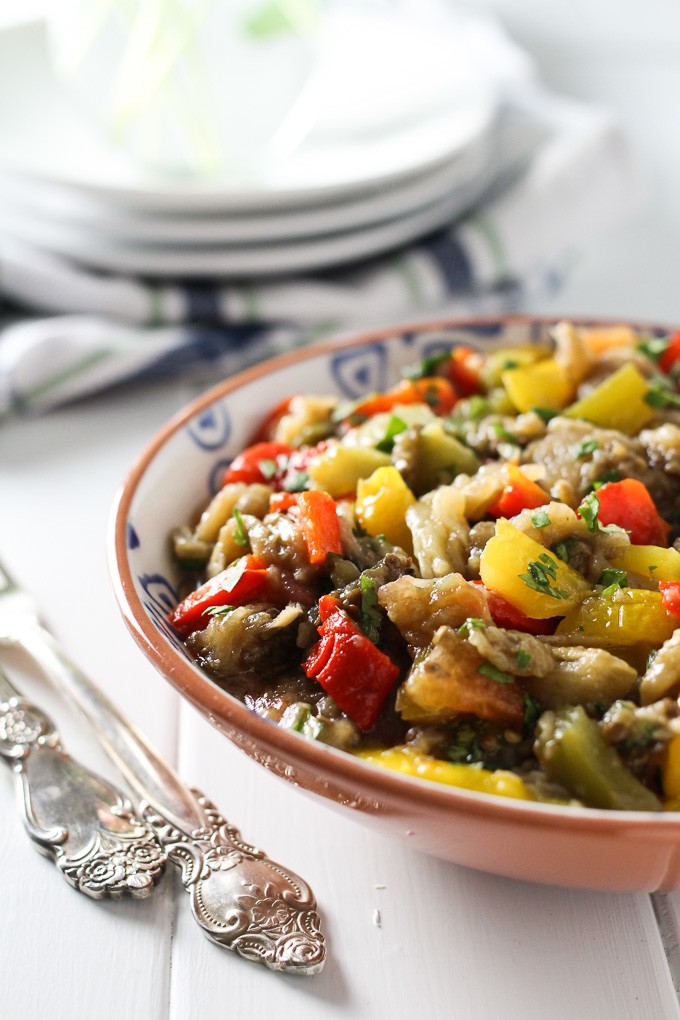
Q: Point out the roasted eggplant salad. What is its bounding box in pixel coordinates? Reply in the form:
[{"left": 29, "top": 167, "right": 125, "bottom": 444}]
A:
[{"left": 169, "top": 323, "right": 680, "bottom": 810}]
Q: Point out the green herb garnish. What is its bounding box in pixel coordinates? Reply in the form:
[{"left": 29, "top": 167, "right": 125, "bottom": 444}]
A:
[
  {"left": 204, "top": 604, "right": 236, "bottom": 618},
  {"left": 589, "top": 468, "right": 622, "bottom": 492},
  {"left": 457, "top": 617, "right": 488, "bottom": 636},
  {"left": 574, "top": 438, "right": 599, "bottom": 458},
  {"left": 645, "top": 383, "right": 680, "bottom": 410},
  {"left": 516, "top": 648, "right": 532, "bottom": 669},
  {"left": 577, "top": 492, "right": 628, "bottom": 535},
  {"left": 283, "top": 470, "right": 309, "bottom": 492},
  {"left": 403, "top": 350, "right": 451, "bottom": 380},
  {"left": 578, "top": 491, "right": 600, "bottom": 532},
  {"left": 492, "top": 421, "right": 519, "bottom": 445},
  {"left": 636, "top": 335, "right": 669, "bottom": 361},
  {"left": 531, "top": 508, "right": 551, "bottom": 529},
  {"left": 552, "top": 538, "right": 576, "bottom": 563},
  {"left": 598, "top": 567, "right": 627, "bottom": 591},
  {"left": 532, "top": 406, "right": 559, "bottom": 423},
  {"left": 359, "top": 575, "right": 381, "bottom": 643},
  {"left": 447, "top": 722, "right": 483, "bottom": 765},
  {"left": 232, "top": 507, "right": 249, "bottom": 547},
  {"left": 478, "top": 662, "right": 515, "bottom": 685},
  {"left": 620, "top": 720, "right": 660, "bottom": 753},
  {"left": 258, "top": 458, "right": 278, "bottom": 480},
  {"left": 375, "top": 414, "right": 408, "bottom": 453},
  {"left": 519, "top": 553, "right": 569, "bottom": 600}
]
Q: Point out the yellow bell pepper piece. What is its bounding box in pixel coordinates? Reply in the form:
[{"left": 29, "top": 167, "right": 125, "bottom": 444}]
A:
[
  {"left": 358, "top": 745, "right": 533, "bottom": 801},
  {"left": 555, "top": 588, "right": 677, "bottom": 646},
  {"left": 663, "top": 733, "right": 680, "bottom": 801},
  {"left": 480, "top": 519, "right": 591, "bottom": 619},
  {"left": 610, "top": 544, "right": 680, "bottom": 582},
  {"left": 502, "top": 357, "right": 575, "bottom": 413},
  {"left": 563, "top": 363, "right": 655, "bottom": 435},
  {"left": 355, "top": 466, "right": 415, "bottom": 553},
  {"left": 306, "top": 443, "right": 391, "bottom": 498},
  {"left": 481, "top": 344, "right": 549, "bottom": 389}
]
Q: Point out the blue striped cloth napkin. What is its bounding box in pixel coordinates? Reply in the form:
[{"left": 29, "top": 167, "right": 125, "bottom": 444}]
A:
[{"left": 0, "top": 91, "right": 644, "bottom": 417}]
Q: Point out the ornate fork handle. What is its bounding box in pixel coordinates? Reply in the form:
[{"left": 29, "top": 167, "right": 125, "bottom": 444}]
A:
[
  {"left": 0, "top": 580, "right": 326, "bottom": 974},
  {"left": 143, "top": 792, "right": 325, "bottom": 972},
  {"left": 0, "top": 667, "right": 166, "bottom": 899}
]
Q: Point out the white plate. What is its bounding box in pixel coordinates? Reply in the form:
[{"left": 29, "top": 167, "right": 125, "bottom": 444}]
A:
[
  {"left": 0, "top": 171, "right": 492, "bottom": 278},
  {"left": 0, "top": 20, "right": 497, "bottom": 213},
  {"left": 1, "top": 129, "right": 496, "bottom": 246}
]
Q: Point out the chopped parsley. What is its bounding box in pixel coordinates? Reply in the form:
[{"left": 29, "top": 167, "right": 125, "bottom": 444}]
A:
[
  {"left": 501, "top": 358, "right": 520, "bottom": 370},
  {"left": 232, "top": 507, "right": 249, "bottom": 547},
  {"left": 577, "top": 491, "right": 627, "bottom": 535},
  {"left": 403, "top": 350, "right": 451, "bottom": 380},
  {"left": 636, "top": 335, "right": 669, "bottom": 361},
  {"left": 598, "top": 567, "right": 628, "bottom": 592},
  {"left": 532, "top": 406, "right": 559, "bottom": 423},
  {"left": 645, "top": 382, "right": 680, "bottom": 410},
  {"left": 531, "top": 508, "right": 551, "bottom": 529},
  {"left": 204, "top": 604, "right": 236, "bottom": 618},
  {"left": 574, "top": 438, "right": 599, "bottom": 458},
  {"left": 588, "top": 468, "right": 622, "bottom": 492},
  {"left": 478, "top": 662, "right": 515, "bottom": 685},
  {"left": 258, "top": 458, "right": 278, "bottom": 480},
  {"left": 375, "top": 414, "right": 408, "bottom": 453},
  {"left": 283, "top": 469, "right": 309, "bottom": 492},
  {"left": 492, "top": 421, "right": 519, "bottom": 445},
  {"left": 516, "top": 648, "right": 532, "bottom": 669},
  {"left": 523, "top": 693, "right": 541, "bottom": 730},
  {"left": 552, "top": 537, "right": 577, "bottom": 563},
  {"left": 359, "top": 575, "right": 382, "bottom": 643},
  {"left": 519, "top": 552, "right": 569, "bottom": 600},
  {"left": 457, "top": 617, "right": 488, "bottom": 636},
  {"left": 619, "top": 720, "right": 660, "bottom": 753},
  {"left": 447, "top": 722, "right": 483, "bottom": 765}
]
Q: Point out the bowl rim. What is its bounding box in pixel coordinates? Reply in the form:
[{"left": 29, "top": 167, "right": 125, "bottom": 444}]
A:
[{"left": 109, "top": 312, "right": 680, "bottom": 833}]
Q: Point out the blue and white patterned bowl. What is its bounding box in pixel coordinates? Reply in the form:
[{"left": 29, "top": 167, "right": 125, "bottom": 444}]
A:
[{"left": 110, "top": 314, "right": 680, "bottom": 892}]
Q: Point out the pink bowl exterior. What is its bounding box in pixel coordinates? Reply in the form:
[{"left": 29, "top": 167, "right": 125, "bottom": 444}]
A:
[{"left": 110, "top": 314, "right": 680, "bottom": 892}]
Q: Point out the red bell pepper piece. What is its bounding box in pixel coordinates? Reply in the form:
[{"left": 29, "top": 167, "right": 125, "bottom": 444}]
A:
[
  {"left": 303, "top": 595, "right": 399, "bottom": 730},
  {"left": 348, "top": 376, "right": 457, "bottom": 419},
  {"left": 659, "top": 331, "right": 680, "bottom": 379},
  {"left": 169, "top": 555, "right": 270, "bottom": 637},
  {"left": 270, "top": 490, "right": 343, "bottom": 565},
  {"left": 659, "top": 581, "right": 680, "bottom": 620},
  {"left": 222, "top": 441, "right": 294, "bottom": 487},
  {"left": 595, "top": 478, "right": 670, "bottom": 546},
  {"left": 473, "top": 581, "right": 557, "bottom": 635},
  {"left": 488, "top": 464, "right": 550, "bottom": 519},
  {"left": 251, "top": 396, "right": 294, "bottom": 443},
  {"left": 445, "top": 345, "right": 483, "bottom": 397}
]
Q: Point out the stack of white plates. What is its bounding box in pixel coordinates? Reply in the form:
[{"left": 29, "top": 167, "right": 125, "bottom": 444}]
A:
[{"left": 0, "top": 15, "right": 520, "bottom": 279}]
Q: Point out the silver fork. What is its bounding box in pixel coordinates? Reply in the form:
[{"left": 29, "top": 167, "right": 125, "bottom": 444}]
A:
[
  {"left": 0, "top": 559, "right": 326, "bottom": 975},
  {"left": 0, "top": 662, "right": 166, "bottom": 898}
]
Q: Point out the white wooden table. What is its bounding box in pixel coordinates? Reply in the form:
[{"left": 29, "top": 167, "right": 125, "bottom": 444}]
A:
[
  {"left": 4, "top": 370, "right": 680, "bottom": 1020},
  {"left": 5, "top": 1, "right": 680, "bottom": 1016}
]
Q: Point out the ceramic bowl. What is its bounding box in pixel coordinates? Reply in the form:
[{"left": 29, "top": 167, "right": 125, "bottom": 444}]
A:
[{"left": 110, "top": 314, "right": 680, "bottom": 893}]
